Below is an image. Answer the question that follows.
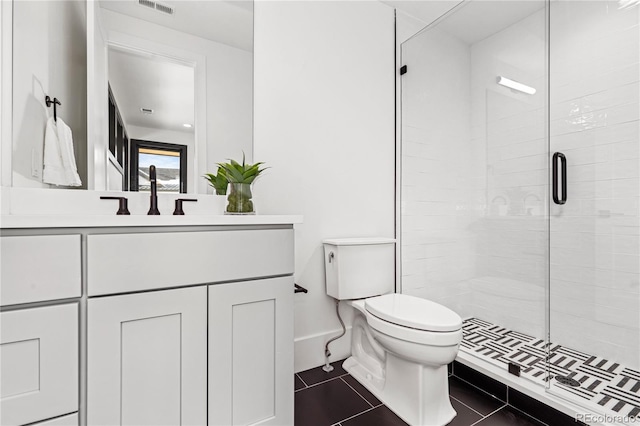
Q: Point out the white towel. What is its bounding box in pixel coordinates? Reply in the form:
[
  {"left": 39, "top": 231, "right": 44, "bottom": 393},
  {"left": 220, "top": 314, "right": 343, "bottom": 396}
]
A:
[{"left": 43, "top": 117, "right": 82, "bottom": 187}]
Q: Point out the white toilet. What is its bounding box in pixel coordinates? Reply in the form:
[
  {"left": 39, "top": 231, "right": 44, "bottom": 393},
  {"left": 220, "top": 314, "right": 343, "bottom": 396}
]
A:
[{"left": 323, "top": 238, "right": 462, "bottom": 426}]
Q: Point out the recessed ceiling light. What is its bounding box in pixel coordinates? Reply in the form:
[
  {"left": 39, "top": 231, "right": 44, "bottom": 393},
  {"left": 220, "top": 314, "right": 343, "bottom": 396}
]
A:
[{"left": 183, "top": 123, "right": 193, "bottom": 128}]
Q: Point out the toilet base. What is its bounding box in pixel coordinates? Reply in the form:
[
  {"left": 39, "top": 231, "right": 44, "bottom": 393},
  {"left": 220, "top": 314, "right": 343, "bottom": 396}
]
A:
[{"left": 343, "top": 354, "right": 456, "bottom": 426}]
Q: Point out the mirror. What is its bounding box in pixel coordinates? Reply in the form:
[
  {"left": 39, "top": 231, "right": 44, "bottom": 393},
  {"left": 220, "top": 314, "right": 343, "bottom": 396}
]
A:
[{"left": 10, "top": 0, "right": 253, "bottom": 194}]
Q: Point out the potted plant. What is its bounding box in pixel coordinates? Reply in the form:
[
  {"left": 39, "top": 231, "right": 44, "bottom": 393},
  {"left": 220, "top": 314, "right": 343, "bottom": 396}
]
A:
[
  {"left": 203, "top": 166, "right": 229, "bottom": 195},
  {"left": 217, "top": 154, "right": 267, "bottom": 214}
]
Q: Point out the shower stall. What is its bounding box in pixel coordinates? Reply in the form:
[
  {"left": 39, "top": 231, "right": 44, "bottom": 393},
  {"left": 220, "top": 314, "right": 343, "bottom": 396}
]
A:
[{"left": 400, "top": 0, "right": 639, "bottom": 421}]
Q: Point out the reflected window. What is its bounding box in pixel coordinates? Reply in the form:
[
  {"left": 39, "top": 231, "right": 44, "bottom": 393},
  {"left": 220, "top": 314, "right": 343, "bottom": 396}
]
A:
[{"left": 130, "top": 140, "right": 187, "bottom": 193}]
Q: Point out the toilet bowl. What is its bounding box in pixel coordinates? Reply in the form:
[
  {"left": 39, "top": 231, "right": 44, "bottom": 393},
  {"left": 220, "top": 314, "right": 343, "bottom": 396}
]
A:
[
  {"left": 323, "top": 238, "right": 462, "bottom": 426},
  {"left": 344, "top": 295, "right": 462, "bottom": 426}
]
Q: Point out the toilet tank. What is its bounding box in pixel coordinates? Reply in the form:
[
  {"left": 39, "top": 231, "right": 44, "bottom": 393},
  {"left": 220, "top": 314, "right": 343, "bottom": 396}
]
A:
[{"left": 323, "top": 238, "right": 396, "bottom": 300}]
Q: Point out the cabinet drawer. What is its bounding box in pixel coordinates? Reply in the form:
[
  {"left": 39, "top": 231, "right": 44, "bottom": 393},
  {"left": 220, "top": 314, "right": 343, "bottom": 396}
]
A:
[
  {"left": 0, "top": 304, "right": 78, "bottom": 426},
  {"left": 87, "top": 229, "right": 294, "bottom": 295},
  {"left": 0, "top": 235, "right": 81, "bottom": 306}
]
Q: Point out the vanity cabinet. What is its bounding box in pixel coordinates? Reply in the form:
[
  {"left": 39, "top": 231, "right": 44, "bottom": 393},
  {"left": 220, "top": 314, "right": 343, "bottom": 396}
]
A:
[
  {"left": 1, "top": 219, "right": 298, "bottom": 426},
  {"left": 87, "top": 286, "right": 207, "bottom": 426},
  {"left": 209, "top": 276, "right": 294, "bottom": 426}
]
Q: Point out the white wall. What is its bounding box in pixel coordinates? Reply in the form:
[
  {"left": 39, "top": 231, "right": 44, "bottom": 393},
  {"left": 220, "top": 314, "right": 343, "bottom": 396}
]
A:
[
  {"left": 253, "top": 0, "right": 395, "bottom": 372},
  {"left": 128, "top": 125, "right": 194, "bottom": 148},
  {"left": 96, "top": 8, "right": 252, "bottom": 193},
  {"left": 12, "top": 0, "right": 87, "bottom": 189}
]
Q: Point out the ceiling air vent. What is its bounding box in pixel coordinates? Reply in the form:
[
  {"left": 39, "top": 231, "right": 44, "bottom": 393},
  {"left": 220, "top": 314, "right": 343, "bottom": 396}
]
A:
[
  {"left": 155, "top": 2, "right": 174, "bottom": 15},
  {"left": 138, "top": 0, "right": 155, "bottom": 9},
  {"left": 140, "top": 108, "right": 154, "bottom": 115},
  {"left": 138, "top": 0, "right": 174, "bottom": 15}
]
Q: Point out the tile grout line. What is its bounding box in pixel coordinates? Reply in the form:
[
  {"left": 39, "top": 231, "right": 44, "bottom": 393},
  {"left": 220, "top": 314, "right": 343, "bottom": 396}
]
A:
[
  {"left": 296, "top": 373, "right": 309, "bottom": 388},
  {"left": 469, "top": 405, "right": 507, "bottom": 426},
  {"left": 297, "top": 372, "right": 350, "bottom": 390},
  {"left": 452, "top": 374, "right": 507, "bottom": 405},
  {"left": 449, "top": 395, "right": 488, "bottom": 418},
  {"left": 331, "top": 405, "right": 379, "bottom": 426},
  {"left": 340, "top": 377, "right": 375, "bottom": 408},
  {"left": 454, "top": 371, "right": 551, "bottom": 425},
  {"left": 507, "top": 403, "right": 551, "bottom": 426}
]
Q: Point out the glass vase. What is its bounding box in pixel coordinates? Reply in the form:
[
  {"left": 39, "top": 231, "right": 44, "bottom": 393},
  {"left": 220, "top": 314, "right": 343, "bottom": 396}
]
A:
[{"left": 225, "top": 182, "right": 255, "bottom": 215}]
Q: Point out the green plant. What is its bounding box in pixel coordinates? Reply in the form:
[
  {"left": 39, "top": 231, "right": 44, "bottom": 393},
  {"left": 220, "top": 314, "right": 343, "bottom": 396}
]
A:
[
  {"left": 217, "top": 153, "right": 267, "bottom": 213},
  {"left": 203, "top": 166, "right": 229, "bottom": 195},
  {"left": 217, "top": 153, "right": 267, "bottom": 185}
]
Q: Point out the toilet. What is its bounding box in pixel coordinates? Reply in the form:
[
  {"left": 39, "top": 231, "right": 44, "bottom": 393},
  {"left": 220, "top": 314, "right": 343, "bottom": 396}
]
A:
[{"left": 323, "top": 238, "right": 462, "bottom": 426}]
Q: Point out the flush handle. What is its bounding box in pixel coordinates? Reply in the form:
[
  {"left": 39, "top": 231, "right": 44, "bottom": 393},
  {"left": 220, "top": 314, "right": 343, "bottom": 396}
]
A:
[{"left": 328, "top": 251, "right": 335, "bottom": 263}]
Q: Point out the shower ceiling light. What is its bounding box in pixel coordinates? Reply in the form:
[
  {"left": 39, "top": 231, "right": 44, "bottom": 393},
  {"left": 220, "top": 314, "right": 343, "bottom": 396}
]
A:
[{"left": 497, "top": 76, "right": 536, "bottom": 95}]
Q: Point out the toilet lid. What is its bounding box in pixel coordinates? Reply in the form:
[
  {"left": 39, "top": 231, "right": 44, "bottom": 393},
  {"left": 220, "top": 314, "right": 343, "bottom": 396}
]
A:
[{"left": 365, "top": 294, "right": 462, "bottom": 332}]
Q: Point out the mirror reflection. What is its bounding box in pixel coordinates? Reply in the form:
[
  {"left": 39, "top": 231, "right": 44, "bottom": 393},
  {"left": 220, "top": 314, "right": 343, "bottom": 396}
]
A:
[
  {"left": 107, "top": 47, "right": 195, "bottom": 193},
  {"left": 10, "top": 0, "right": 253, "bottom": 194}
]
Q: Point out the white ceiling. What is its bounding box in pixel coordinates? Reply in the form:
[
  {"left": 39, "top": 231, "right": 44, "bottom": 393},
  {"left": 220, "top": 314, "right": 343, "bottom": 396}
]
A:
[
  {"left": 386, "top": 0, "right": 545, "bottom": 45},
  {"left": 100, "top": 0, "right": 253, "bottom": 52},
  {"left": 382, "top": 1, "right": 460, "bottom": 27},
  {"left": 108, "top": 48, "right": 195, "bottom": 133},
  {"left": 436, "top": 1, "right": 545, "bottom": 44}
]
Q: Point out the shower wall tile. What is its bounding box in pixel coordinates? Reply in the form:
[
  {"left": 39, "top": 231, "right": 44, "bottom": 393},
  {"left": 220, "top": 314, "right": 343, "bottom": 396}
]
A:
[
  {"left": 550, "top": 0, "right": 639, "bottom": 369},
  {"left": 401, "top": 24, "right": 477, "bottom": 319}
]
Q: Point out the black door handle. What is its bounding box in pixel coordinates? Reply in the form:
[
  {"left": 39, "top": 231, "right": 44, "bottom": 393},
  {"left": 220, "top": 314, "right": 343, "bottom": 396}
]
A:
[{"left": 552, "top": 152, "right": 567, "bottom": 205}]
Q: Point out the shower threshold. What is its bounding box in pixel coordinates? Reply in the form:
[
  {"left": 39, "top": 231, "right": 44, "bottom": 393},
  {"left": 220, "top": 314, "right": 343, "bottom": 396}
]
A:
[{"left": 460, "top": 318, "right": 640, "bottom": 424}]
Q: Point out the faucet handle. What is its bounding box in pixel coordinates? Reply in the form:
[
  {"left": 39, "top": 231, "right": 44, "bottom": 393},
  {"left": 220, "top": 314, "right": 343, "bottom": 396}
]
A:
[
  {"left": 173, "top": 198, "right": 198, "bottom": 215},
  {"left": 100, "top": 196, "right": 130, "bottom": 215}
]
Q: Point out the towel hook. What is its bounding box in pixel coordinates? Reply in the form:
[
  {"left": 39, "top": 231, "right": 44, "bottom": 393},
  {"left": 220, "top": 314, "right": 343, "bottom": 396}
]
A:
[{"left": 45, "top": 96, "right": 62, "bottom": 122}]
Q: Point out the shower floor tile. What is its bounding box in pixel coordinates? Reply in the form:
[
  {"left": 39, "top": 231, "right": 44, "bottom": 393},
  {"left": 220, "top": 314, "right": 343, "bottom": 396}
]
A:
[{"left": 462, "top": 317, "right": 640, "bottom": 422}]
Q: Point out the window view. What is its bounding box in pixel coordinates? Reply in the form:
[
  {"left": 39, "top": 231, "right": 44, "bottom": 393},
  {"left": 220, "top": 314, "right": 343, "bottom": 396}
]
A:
[{"left": 130, "top": 141, "right": 187, "bottom": 193}]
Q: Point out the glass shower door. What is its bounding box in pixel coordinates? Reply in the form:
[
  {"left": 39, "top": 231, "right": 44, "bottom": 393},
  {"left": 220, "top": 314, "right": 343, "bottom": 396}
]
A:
[
  {"left": 400, "top": 0, "right": 550, "bottom": 382},
  {"left": 547, "top": 0, "right": 640, "bottom": 420}
]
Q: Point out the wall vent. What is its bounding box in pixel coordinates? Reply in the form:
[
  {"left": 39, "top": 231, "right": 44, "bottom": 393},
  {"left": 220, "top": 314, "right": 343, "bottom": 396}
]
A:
[
  {"left": 138, "top": 0, "right": 174, "bottom": 15},
  {"left": 140, "top": 108, "right": 154, "bottom": 115}
]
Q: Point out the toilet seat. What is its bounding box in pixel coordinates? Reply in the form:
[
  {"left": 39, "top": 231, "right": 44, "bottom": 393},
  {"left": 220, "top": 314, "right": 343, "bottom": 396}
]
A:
[
  {"left": 365, "top": 311, "right": 462, "bottom": 346},
  {"left": 365, "top": 294, "right": 462, "bottom": 332}
]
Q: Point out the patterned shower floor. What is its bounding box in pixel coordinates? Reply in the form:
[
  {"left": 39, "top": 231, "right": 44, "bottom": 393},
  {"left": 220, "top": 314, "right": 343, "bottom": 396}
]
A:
[{"left": 461, "top": 318, "right": 640, "bottom": 422}]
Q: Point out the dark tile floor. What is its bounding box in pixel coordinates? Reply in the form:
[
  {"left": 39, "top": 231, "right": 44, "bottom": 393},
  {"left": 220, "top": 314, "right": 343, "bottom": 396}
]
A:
[{"left": 295, "top": 360, "right": 548, "bottom": 426}]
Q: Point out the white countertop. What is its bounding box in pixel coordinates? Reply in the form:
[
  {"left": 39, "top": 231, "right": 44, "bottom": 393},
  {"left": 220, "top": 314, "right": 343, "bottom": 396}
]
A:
[{"left": 0, "top": 214, "right": 303, "bottom": 229}]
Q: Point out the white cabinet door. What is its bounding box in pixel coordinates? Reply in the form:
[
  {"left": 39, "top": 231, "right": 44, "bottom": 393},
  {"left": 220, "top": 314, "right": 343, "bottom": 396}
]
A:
[
  {"left": 209, "top": 277, "right": 294, "bottom": 426},
  {"left": 33, "top": 413, "right": 78, "bottom": 426},
  {"left": 88, "top": 287, "right": 207, "bottom": 426},
  {"left": 0, "top": 304, "right": 78, "bottom": 426}
]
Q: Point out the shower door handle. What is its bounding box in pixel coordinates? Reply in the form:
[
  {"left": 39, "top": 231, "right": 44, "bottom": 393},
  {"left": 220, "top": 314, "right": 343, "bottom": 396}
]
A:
[{"left": 552, "top": 152, "right": 567, "bottom": 205}]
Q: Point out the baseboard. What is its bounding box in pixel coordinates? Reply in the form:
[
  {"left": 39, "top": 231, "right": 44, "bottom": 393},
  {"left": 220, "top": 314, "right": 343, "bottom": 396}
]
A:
[{"left": 294, "top": 326, "right": 352, "bottom": 373}]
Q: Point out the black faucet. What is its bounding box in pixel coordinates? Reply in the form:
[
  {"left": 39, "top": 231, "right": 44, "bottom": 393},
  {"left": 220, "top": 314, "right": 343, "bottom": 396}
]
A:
[{"left": 147, "top": 165, "right": 160, "bottom": 215}]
